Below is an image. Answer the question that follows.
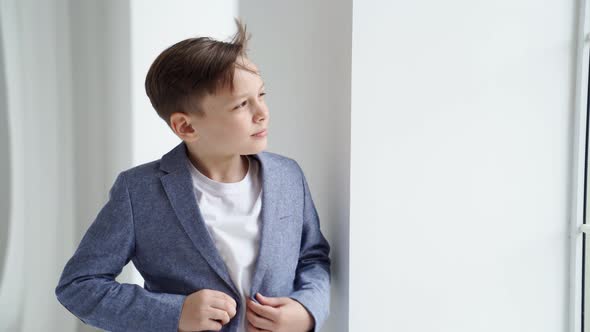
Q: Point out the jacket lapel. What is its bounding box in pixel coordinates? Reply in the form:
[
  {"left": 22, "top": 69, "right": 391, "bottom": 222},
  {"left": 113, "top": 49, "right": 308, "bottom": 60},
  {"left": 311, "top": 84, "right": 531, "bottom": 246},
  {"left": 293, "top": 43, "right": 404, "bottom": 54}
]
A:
[
  {"left": 248, "top": 151, "right": 283, "bottom": 299},
  {"left": 158, "top": 141, "right": 283, "bottom": 300}
]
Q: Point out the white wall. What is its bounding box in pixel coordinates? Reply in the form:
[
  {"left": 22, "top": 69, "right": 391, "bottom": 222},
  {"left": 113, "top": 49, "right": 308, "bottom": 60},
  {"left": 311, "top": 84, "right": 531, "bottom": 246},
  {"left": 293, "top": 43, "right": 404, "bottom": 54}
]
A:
[{"left": 349, "top": 0, "right": 577, "bottom": 331}]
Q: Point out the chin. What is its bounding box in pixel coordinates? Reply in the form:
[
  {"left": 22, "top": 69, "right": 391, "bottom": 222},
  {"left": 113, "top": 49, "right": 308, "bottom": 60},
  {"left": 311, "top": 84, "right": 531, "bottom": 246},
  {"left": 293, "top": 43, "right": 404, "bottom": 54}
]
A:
[{"left": 245, "top": 142, "right": 267, "bottom": 155}]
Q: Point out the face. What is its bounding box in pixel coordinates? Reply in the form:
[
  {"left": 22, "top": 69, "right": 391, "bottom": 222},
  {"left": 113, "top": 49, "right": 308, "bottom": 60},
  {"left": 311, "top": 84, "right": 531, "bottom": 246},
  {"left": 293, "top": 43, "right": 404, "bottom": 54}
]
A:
[{"left": 171, "top": 57, "right": 269, "bottom": 156}]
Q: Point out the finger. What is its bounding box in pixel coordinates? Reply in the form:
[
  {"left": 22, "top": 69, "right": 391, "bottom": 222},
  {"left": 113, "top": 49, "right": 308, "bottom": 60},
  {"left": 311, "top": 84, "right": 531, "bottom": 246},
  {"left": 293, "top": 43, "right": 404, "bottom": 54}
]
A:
[
  {"left": 246, "top": 306, "right": 274, "bottom": 331},
  {"left": 204, "top": 319, "right": 223, "bottom": 331},
  {"left": 248, "top": 299, "right": 279, "bottom": 321},
  {"left": 256, "top": 293, "right": 288, "bottom": 307},
  {"left": 208, "top": 307, "right": 231, "bottom": 325},
  {"left": 247, "top": 320, "right": 272, "bottom": 332},
  {"left": 210, "top": 298, "right": 237, "bottom": 318},
  {"left": 210, "top": 290, "right": 238, "bottom": 309}
]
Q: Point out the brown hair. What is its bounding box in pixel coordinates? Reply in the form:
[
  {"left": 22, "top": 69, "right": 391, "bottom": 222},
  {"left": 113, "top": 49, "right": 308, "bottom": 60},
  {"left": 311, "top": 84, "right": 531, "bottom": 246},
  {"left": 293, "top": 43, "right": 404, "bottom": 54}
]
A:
[{"left": 145, "top": 17, "right": 255, "bottom": 126}]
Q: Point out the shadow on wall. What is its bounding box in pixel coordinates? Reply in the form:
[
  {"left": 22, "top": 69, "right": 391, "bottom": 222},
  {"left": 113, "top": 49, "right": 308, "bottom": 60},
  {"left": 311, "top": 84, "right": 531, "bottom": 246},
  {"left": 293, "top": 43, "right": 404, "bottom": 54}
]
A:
[{"left": 0, "top": 17, "right": 10, "bottom": 290}]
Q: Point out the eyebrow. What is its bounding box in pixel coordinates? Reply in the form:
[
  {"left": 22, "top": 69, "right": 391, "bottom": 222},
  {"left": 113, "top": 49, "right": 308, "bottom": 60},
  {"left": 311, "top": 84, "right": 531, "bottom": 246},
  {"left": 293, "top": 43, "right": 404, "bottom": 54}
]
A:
[{"left": 233, "top": 81, "right": 265, "bottom": 100}]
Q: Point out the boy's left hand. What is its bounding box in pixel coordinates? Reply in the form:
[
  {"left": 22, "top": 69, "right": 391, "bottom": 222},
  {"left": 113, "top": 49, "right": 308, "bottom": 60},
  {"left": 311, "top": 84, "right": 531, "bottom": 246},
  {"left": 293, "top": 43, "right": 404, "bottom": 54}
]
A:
[{"left": 246, "top": 292, "right": 314, "bottom": 332}]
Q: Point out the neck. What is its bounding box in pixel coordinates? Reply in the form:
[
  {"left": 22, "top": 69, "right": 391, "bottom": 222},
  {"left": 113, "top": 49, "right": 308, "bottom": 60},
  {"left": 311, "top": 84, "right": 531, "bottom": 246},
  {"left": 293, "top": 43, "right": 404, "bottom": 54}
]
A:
[{"left": 185, "top": 143, "right": 249, "bottom": 183}]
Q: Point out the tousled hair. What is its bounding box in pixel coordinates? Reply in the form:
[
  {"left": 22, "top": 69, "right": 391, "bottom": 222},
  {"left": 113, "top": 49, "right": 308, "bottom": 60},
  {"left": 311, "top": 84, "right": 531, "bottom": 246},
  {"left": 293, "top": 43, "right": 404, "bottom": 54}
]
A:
[{"left": 145, "top": 17, "right": 256, "bottom": 126}]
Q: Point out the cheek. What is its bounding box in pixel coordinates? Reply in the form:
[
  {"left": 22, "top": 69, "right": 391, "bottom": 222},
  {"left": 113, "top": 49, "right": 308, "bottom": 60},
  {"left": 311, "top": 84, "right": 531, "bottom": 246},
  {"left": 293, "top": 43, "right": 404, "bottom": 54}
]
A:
[
  {"left": 215, "top": 117, "right": 252, "bottom": 140},
  {"left": 212, "top": 116, "right": 246, "bottom": 131},
  {"left": 230, "top": 118, "right": 252, "bottom": 135}
]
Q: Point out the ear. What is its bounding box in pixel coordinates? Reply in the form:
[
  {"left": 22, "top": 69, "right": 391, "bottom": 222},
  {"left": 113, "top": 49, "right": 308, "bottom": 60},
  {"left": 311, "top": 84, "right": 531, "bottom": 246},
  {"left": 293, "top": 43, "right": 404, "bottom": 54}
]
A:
[{"left": 170, "top": 112, "right": 198, "bottom": 142}]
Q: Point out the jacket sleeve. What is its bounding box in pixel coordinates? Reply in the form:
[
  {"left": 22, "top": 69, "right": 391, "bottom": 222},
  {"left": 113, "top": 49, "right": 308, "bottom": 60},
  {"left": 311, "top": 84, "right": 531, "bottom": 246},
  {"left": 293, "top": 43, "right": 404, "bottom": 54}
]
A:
[
  {"left": 288, "top": 163, "right": 332, "bottom": 332},
  {"left": 55, "top": 172, "right": 186, "bottom": 332}
]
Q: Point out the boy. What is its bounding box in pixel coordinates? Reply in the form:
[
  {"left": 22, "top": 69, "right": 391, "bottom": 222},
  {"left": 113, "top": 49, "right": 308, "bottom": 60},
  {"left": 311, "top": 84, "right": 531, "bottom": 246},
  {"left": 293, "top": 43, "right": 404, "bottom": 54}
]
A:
[{"left": 55, "top": 18, "right": 331, "bottom": 332}]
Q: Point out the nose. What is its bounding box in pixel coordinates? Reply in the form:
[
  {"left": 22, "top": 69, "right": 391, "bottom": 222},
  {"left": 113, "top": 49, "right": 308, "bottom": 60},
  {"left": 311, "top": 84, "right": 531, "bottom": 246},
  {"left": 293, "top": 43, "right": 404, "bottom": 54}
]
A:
[{"left": 252, "top": 101, "right": 268, "bottom": 122}]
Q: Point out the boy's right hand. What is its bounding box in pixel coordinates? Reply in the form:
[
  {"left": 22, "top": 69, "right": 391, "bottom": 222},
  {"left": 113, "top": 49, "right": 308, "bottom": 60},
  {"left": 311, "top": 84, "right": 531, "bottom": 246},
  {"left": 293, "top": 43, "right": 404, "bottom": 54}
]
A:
[{"left": 178, "top": 289, "right": 237, "bottom": 332}]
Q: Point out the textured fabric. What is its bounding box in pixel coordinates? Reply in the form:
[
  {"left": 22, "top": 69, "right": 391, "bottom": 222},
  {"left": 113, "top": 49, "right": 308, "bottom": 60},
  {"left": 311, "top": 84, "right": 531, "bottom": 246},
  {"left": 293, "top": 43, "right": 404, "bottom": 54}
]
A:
[
  {"left": 55, "top": 141, "right": 331, "bottom": 332},
  {"left": 187, "top": 155, "right": 262, "bottom": 332}
]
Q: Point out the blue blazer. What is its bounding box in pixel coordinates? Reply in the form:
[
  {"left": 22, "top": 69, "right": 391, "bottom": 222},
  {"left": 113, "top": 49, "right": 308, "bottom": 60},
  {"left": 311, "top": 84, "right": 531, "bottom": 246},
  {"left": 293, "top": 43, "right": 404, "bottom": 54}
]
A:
[{"left": 55, "top": 141, "right": 331, "bottom": 332}]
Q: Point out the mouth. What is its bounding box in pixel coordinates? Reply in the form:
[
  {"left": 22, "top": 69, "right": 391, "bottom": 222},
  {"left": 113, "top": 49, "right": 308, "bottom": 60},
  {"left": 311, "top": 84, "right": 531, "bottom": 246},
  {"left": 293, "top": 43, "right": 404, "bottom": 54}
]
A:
[{"left": 251, "top": 129, "right": 267, "bottom": 137}]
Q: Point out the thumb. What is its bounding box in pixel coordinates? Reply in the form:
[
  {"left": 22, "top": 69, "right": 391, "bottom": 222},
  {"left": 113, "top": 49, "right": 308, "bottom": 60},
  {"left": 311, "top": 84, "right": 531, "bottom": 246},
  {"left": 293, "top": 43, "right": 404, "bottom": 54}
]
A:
[{"left": 255, "top": 293, "right": 288, "bottom": 307}]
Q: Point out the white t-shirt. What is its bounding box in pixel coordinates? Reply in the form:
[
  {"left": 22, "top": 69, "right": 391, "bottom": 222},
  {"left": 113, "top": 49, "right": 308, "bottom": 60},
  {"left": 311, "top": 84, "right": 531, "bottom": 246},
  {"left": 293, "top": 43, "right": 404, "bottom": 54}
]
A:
[{"left": 186, "top": 155, "right": 262, "bottom": 332}]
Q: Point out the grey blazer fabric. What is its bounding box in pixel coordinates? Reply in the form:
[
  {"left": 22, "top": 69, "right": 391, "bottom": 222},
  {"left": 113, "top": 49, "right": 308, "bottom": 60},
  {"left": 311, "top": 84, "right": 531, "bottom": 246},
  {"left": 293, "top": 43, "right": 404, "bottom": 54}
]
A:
[{"left": 55, "top": 141, "right": 331, "bottom": 332}]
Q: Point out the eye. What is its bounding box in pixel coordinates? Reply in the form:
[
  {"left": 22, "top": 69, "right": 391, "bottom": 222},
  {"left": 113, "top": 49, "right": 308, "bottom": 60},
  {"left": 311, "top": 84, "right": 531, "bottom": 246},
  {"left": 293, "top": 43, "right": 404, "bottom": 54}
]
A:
[
  {"left": 234, "top": 92, "right": 267, "bottom": 110},
  {"left": 234, "top": 100, "right": 247, "bottom": 110}
]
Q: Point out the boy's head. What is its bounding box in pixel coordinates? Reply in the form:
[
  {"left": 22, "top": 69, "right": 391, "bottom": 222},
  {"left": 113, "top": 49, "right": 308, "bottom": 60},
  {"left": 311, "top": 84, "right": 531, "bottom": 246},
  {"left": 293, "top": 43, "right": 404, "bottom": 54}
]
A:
[{"left": 145, "top": 18, "right": 268, "bottom": 157}]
